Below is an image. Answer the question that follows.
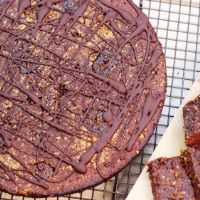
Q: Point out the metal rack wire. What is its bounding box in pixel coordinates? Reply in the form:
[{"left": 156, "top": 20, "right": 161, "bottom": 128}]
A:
[{"left": 1, "top": 0, "right": 200, "bottom": 199}]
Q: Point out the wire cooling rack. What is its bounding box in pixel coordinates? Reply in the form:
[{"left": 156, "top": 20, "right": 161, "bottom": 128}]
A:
[{"left": 1, "top": 0, "right": 200, "bottom": 199}]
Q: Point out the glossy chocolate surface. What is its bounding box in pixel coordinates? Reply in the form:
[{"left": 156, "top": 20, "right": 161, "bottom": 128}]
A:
[{"left": 0, "top": 0, "right": 166, "bottom": 196}]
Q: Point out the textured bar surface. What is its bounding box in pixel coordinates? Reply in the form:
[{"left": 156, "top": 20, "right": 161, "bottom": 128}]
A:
[{"left": 147, "top": 157, "right": 196, "bottom": 200}]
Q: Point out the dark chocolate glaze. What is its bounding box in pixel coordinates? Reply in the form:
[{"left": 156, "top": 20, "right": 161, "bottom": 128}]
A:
[{"left": 0, "top": 0, "right": 166, "bottom": 196}]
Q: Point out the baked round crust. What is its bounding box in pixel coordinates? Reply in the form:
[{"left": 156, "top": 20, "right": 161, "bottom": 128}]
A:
[{"left": 0, "top": 0, "right": 166, "bottom": 197}]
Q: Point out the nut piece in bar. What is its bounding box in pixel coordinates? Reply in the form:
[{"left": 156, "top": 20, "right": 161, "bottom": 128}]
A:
[
  {"left": 181, "top": 147, "right": 200, "bottom": 199},
  {"left": 147, "top": 157, "right": 196, "bottom": 200},
  {"left": 183, "top": 95, "right": 200, "bottom": 146}
]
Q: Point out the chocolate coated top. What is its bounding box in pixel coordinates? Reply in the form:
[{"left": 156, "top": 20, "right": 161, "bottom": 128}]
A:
[{"left": 0, "top": 0, "right": 166, "bottom": 196}]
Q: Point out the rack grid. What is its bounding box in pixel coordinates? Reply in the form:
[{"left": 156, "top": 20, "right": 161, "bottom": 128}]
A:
[{"left": 1, "top": 0, "right": 200, "bottom": 199}]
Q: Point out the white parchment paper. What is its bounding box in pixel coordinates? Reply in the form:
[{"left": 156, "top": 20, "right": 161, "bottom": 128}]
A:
[{"left": 127, "top": 73, "right": 200, "bottom": 200}]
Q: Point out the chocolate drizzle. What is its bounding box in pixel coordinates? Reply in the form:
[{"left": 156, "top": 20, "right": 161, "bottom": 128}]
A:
[
  {"left": 0, "top": 0, "right": 166, "bottom": 196},
  {"left": 18, "top": 0, "right": 31, "bottom": 15}
]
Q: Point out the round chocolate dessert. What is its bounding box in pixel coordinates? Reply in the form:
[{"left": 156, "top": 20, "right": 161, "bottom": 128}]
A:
[{"left": 0, "top": 0, "right": 167, "bottom": 197}]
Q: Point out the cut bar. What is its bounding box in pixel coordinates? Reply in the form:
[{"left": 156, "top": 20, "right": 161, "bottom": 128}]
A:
[
  {"left": 183, "top": 95, "right": 200, "bottom": 146},
  {"left": 182, "top": 147, "right": 200, "bottom": 199},
  {"left": 147, "top": 157, "right": 196, "bottom": 200}
]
